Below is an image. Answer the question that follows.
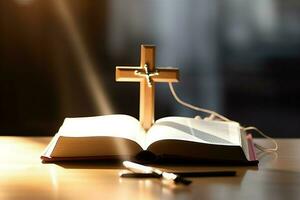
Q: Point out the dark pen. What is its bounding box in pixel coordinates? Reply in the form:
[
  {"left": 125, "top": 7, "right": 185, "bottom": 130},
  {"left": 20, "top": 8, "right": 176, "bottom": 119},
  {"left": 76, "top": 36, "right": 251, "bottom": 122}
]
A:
[{"left": 120, "top": 170, "right": 236, "bottom": 178}]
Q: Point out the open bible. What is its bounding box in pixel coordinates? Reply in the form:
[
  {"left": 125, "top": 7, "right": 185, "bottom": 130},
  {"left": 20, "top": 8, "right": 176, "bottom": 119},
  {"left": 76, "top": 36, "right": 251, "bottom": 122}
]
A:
[{"left": 41, "top": 115, "right": 258, "bottom": 165}]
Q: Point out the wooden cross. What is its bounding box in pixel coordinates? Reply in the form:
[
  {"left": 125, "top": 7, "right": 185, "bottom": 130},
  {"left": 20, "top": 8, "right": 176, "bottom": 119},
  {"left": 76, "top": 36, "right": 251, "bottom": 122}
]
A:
[{"left": 116, "top": 45, "right": 180, "bottom": 130}]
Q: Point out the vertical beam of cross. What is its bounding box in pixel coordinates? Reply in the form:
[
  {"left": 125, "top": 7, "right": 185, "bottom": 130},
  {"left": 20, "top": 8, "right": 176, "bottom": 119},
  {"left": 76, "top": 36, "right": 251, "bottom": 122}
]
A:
[{"left": 139, "top": 45, "right": 155, "bottom": 130}]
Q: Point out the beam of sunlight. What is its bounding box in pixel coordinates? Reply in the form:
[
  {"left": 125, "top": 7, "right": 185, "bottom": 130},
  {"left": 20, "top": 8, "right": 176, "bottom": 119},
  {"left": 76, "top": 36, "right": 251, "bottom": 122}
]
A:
[
  {"left": 52, "top": 0, "right": 113, "bottom": 115},
  {"left": 14, "top": 0, "right": 35, "bottom": 6},
  {"left": 52, "top": 1, "right": 132, "bottom": 157}
]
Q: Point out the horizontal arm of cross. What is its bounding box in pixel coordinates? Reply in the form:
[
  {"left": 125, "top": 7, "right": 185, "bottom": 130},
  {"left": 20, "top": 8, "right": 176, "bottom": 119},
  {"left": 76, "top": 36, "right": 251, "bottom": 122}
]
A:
[
  {"left": 152, "top": 68, "right": 179, "bottom": 83},
  {"left": 115, "top": 66, "right": 143, "bottom": 82},
  {"left": 116, "top": 66, "right": 179, "bottom": 83}
]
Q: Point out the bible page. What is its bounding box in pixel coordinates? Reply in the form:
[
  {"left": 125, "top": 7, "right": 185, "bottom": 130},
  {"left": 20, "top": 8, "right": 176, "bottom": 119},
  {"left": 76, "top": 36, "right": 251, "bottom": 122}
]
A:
[
  {"left": 58, "top": 114, "right": 146, "bottom": 146},
  {"left": 145, "top": 116, "right": 241, "bottom": 149}
]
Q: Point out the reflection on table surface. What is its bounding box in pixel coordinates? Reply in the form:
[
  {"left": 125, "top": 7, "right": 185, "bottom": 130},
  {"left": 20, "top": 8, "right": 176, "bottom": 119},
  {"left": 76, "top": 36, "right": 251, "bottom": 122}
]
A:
[{"left": 0, "top": 137, "right": 299, "bottom": 200}]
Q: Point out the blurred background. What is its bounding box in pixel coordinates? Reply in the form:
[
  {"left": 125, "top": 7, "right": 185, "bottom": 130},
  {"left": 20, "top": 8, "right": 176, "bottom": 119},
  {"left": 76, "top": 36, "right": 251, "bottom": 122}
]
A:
[{"left": 0, "top": 0, "right": 299, "bottom": 137}]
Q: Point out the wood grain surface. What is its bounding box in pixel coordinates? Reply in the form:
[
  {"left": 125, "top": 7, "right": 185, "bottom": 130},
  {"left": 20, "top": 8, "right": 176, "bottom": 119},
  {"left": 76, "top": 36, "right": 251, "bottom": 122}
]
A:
[{"left": 0, "top": 137, "right": 299, "bottom": 200}]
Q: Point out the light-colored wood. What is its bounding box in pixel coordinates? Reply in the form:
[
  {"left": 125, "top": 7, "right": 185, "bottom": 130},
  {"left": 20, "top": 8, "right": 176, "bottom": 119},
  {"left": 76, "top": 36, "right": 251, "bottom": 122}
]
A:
[
  {"left": 1, "top": 137, "right": 299, "bottom": 200},
  {"left": 115, "top": 67, "right": 179, "bottom": 83},
  {"left": 115, "top": 45, "right": 179, "bottom": 130}
]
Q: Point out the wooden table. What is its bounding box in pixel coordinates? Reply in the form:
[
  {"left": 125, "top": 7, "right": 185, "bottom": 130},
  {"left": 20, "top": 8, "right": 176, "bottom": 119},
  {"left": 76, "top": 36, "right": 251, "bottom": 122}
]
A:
[{"left": 0, "top": 137, "right": 299, "bottom": 200}]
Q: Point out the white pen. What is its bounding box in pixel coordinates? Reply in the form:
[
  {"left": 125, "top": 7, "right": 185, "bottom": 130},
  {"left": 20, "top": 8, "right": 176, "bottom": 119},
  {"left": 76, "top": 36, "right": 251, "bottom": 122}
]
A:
[{"left": 122, "top": 161, "right": 192, "bottom": 185}]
